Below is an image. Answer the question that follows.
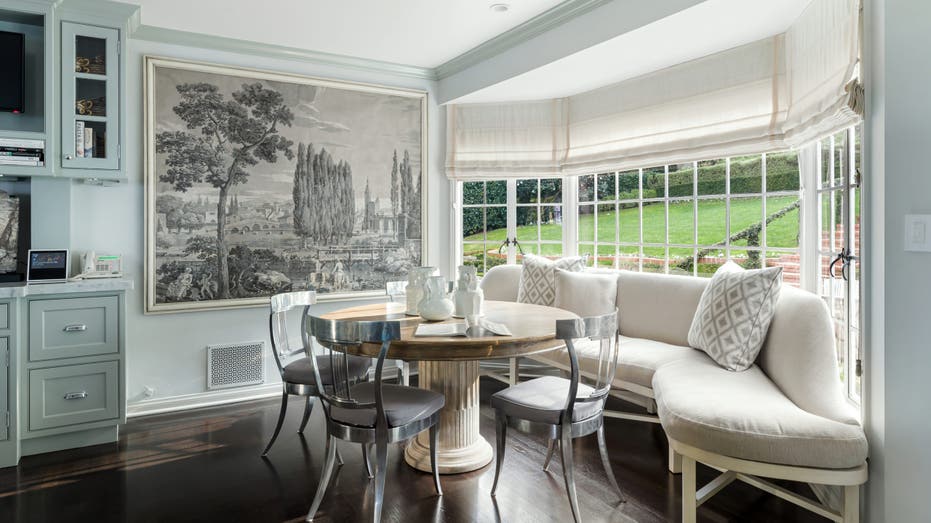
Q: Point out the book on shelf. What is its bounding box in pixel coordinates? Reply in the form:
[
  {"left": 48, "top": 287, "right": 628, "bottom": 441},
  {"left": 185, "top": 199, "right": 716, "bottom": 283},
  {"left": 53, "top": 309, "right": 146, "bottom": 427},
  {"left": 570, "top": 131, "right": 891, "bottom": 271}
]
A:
[
  {"left": 84, "top": 127, "right": 94, "bottom": 158},
  {"left": 75, "top": 121, "right": 85, "bottom": 158},
  {"left": 0, "top": 137, "right": 44, "bottom": 149}
]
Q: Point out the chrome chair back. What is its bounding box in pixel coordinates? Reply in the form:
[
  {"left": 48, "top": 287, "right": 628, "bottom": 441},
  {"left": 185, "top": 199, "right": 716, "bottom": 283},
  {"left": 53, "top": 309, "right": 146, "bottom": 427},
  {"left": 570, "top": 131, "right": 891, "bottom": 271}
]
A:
[{"left": 555, "top": 311, "right": 621, "bottom": 426}]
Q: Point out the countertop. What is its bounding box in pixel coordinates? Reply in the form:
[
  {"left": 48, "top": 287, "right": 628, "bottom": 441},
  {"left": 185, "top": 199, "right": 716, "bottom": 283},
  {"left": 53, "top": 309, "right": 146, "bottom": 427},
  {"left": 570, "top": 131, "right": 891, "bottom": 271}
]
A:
[{"left": 0, "top": 278, "right": 134, "bottom": 298}]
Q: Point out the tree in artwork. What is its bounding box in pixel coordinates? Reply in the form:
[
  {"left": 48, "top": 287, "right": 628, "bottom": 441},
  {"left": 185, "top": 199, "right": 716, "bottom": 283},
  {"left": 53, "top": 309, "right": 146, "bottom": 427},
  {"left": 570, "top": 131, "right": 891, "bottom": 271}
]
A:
[{"left": 155, "top": 82, "right": 294, "bottom": 299}]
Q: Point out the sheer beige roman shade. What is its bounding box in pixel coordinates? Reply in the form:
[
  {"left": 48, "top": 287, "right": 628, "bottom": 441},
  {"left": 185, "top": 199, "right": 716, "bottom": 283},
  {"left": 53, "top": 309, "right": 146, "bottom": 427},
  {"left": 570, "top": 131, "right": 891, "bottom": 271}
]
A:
[{"left": 446, "top": 0, "right": 861, "bottom": 181}]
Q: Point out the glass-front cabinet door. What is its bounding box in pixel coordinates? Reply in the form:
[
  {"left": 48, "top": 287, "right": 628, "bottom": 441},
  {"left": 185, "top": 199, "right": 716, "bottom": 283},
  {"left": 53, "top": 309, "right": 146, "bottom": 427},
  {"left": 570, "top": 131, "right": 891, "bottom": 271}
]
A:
[{"left": 61, "top": 22, "right": 119, "bottom": 170}]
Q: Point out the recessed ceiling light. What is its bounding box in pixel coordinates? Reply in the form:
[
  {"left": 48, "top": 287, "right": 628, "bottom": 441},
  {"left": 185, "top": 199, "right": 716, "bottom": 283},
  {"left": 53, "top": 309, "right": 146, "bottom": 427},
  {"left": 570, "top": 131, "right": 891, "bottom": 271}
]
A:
[{"left": 490, "top": 3, "right": 510, "bottom": 13}]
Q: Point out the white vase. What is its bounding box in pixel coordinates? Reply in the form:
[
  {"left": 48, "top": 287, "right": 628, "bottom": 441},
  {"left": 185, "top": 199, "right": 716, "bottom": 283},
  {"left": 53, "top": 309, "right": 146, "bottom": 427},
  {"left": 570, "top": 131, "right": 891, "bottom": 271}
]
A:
[
  {"left": 452, "top": 265, "right": 483, "bottom": 318},
  {"left": 406, "top": 266, "right": 437, "bottom": 315},
  {"left": 418, "top": 275, "right": 454, "bottom": 321}
]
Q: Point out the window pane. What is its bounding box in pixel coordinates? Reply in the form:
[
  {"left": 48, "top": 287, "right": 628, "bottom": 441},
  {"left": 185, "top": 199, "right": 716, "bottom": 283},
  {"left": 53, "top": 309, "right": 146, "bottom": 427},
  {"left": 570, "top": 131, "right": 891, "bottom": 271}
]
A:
[
  {"left": 516, "top": 179, "right": 538, "bottom": 204},
  {"left": 578, "top": 243, "right": 595, "bottom": 265},
  {"left": 597, "top": 203, "right": 616, "bottom": 243},
  {"left": 669, "top": 247, "right": 694, "bottom": 276},
  {"left": 642, "top": 247, "right": 666, "bottom": 274},
  {"left": 767, "top": 251, "right": 801, "bottom": 287},
  {"left": 697, "top": 159, "right": 726, "bottom": 196},
  {"left": 619, "top": 203, "right": 639, "bottom": 243},
  {"left": 697, "top": 198, "right": 727, "bottom": 246},
  {"left": 766, "top": 195, "right": 800, "bottom": 248},
  {"left": 668, "top": 163, "right": 694, "bottom": 198},
  {"left": 462, "top": 243, "right": 485, "bottom": 274},
  {"left": 541, "top": 205, "right": 563, "bottom": 242},
  {"left": 642, "top": 167, "right": 664, "bottom": 199},
  {"left": 540, "top": 243, "right": 563, "bottom": 257},
  {"left": 766, "top": 150, "right": 800, "bottom": 191},
  {"left": 486, "top": 180, "right": 506, "bottom": 205},
  {"left": 579, "top": 175, "right": 595, "bottom": 202},
  {"left": 821, "top": 136, "right": 832, "bottom": 187},
  {"left": 730, "top": 248, "right": 762, "bottom": 270},
  {"left": 731, "top": 155, "right": 762, "bottom": 194},
  {"left": 463, "top": 181, "right": 484, "bottom": 205},
  {"left": 642, "top": 201, "right": 665, "bottom": 244},
  {"left": 668, "top": 200, "right": 694, "bottom": 246},
  {"left": 833, "top": 130, "right": 847, "bottom": 187},
  {"left": 463, "top": 207, "right": 484, "bottom": 239},
  {"left": 729, "top": 196, "right": 762, "bottom": 247},
  {"left": 541, "top": 179, "right": 562, "bottom": 204},
  {"left": 697, "top": 249, "right": 725, "bottom": 277},
  {"left": 516, "top": 206, "right": 538, "bottom": 242},
  {"left": 579, "top": 204, "right": 595, "bottom": 243},
  {"left": 596, "top": 244, "right": 616, "bottom": 268},
  {"left": 597, "top": 173, "right": 616, "bottom": 201},
  {"left": 485, "top": 207, "right": 507, "bottom": 243},
  {"left": 618, "top": 170, "right": 639, "bottom": 200},
  {"left": 517, "top": 243, "right": 538, "bottom": 257}
]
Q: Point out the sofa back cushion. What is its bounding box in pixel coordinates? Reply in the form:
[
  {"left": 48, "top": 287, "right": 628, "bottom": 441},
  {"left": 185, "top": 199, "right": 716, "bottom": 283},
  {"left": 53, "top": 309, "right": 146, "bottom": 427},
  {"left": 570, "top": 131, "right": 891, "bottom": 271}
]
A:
[
  {"left": 479, "top": 264, "right": 522, "bottom": 302},
  {"left": 616, "top": 271, "right": 708, "bottom": 347},
  {"left": 758, "top": 285, "right": 860, "bottom": 424}
]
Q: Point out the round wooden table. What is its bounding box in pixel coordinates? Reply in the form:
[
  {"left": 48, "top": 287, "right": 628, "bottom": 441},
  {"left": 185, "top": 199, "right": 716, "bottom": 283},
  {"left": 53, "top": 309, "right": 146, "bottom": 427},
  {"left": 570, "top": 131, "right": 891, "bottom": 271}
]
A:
[{"left": 321, "top": 300, "right": 578, "bottom": 474}]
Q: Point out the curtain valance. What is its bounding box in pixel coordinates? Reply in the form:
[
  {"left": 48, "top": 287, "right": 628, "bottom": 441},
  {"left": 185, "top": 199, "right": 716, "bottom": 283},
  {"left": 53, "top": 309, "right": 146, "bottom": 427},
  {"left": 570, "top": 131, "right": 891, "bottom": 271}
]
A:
[{"left": 446, "top": 0, "right": 861, "bottom": 181}]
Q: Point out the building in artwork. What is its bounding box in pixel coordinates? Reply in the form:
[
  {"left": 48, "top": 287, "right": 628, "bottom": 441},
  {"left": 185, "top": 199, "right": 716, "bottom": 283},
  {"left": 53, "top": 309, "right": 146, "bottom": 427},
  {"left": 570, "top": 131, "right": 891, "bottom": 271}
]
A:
[{"left": 361, "top": 178, "right": 398, "bottom": 237}]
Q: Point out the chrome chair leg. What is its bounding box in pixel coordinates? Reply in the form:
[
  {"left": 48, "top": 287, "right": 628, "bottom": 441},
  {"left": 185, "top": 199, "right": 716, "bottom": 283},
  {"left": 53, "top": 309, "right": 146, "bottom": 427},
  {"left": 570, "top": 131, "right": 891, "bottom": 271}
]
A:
[
  {"left": 543, "top": 438, "right": 558, "bottom": 471},
  {"left": 373, "top": 439, "right": 388, "bottom": 523},
  {"left": 597, "top": 425, "right": 625, "bottom": 502},
  {"left": 262, "top": 389, "right": 290, "bottom": 456},
  {"left": 430, "top": 424, "right": 442, "bottom": 496},
  {"left": 559, "top": 426, "right": 581, "bottom": 523},
  {"left": 337, "top": 446, "right": 344, "bottom": 466},
  {"left": 306, "top": 435, "right": 338, "bottom": 522},
  {"left": 491, "top": 413, "right": 507, "bottom": 496},
  {"left": 363, "top": 443, "right": 374, "bottom": 479},
  {"left": 299, "top": 396, "right": 315, "bottom": 434}
]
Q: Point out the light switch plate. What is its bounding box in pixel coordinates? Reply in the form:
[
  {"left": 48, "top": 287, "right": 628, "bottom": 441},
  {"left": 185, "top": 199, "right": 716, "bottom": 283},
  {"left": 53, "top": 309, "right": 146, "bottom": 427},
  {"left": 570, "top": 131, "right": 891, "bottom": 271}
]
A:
[{"left": 905, "top": 215, "right": 931, "bottom": 252}]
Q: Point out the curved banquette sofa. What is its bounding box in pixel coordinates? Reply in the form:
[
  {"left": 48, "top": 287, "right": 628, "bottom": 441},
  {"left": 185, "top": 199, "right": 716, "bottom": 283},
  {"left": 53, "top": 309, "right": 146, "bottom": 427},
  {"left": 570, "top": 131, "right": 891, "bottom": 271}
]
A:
[{"left": 480, "top": 264, "right": 868, "bottom": 523}]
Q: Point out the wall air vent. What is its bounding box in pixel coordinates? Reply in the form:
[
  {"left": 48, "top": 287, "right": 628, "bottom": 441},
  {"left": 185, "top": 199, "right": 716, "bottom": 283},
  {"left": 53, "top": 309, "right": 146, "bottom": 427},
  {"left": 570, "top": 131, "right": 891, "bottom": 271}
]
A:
[{"left": 206, "top": 341, "right": 265, "bottom": 390}]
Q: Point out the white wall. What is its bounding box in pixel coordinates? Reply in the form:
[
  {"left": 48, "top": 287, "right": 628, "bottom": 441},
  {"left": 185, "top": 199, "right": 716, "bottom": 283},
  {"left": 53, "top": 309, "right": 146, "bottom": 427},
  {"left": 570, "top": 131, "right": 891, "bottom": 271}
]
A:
[
  {"left": 69, "top": 35, "right": 447, "bottom": 407},
  {"left": 868, "top": 0, "right": 931, "bottom": 520}
]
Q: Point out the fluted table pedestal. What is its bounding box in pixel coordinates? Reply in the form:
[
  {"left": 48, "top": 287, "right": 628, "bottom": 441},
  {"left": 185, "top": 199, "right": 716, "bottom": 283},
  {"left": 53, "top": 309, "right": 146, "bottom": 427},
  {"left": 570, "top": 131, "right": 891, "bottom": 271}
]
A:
[{"left": 404, "top": 360, "right": 493, "bottom": 474}]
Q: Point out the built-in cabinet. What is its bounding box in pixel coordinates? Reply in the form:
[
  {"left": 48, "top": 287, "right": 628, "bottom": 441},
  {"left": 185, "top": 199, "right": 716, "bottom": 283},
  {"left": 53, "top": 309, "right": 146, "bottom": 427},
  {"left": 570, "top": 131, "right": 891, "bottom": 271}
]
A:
[
  {"left": 0, "top": 0, "right": 131, "bottom": 180},
  {"left": 61, "top": 23, "right": 121, "bottom": 171},
  {"left": 0, "top": 283, "right": 129, "bottom": 468}
]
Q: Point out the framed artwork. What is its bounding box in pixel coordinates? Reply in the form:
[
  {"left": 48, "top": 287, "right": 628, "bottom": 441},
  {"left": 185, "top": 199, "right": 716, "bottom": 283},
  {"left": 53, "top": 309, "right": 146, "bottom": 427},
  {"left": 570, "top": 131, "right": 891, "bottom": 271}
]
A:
[{"left": 144, "top": 56, "right": 427, "bottom": 314}]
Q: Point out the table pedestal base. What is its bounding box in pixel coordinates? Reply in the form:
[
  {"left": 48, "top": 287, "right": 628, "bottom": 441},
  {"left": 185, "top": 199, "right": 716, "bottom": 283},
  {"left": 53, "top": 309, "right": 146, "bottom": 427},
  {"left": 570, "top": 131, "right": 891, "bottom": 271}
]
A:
[{"left": 404, "top": 360, "right": 494, "bottom": 474}]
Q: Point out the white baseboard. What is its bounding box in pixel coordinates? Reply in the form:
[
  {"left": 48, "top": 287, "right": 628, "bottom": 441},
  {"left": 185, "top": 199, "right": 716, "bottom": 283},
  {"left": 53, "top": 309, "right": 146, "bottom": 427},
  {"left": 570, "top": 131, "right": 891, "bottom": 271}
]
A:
[{"left": 126, "top": 383, "right": 282, "bottom": 418}]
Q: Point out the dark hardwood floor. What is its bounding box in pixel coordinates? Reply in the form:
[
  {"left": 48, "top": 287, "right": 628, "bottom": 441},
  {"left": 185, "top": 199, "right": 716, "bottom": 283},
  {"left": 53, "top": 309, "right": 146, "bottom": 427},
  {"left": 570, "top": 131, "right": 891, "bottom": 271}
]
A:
[{"left": 0, "top": 378, "right": 826, "bottom": 522}]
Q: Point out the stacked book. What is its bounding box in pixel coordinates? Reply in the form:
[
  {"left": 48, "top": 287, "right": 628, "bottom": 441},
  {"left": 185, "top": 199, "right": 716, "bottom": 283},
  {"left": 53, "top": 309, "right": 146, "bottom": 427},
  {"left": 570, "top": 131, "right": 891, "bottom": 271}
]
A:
[{"left": 0, "top": 138, "right": 45, "bottom": 167}]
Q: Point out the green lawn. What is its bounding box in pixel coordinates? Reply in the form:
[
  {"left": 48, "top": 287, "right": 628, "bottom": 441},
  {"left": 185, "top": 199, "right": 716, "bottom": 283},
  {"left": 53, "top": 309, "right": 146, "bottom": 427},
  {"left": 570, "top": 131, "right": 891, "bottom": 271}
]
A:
[{"left": 463, "top": 196, "right": 800, "bottom": 258}]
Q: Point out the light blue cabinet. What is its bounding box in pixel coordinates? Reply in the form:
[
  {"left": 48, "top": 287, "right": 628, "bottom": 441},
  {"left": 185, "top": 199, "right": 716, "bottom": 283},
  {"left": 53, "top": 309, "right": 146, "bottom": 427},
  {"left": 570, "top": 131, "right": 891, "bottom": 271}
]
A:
[{"left": 60, "top": 22, "right": 120, "bottom": 171}]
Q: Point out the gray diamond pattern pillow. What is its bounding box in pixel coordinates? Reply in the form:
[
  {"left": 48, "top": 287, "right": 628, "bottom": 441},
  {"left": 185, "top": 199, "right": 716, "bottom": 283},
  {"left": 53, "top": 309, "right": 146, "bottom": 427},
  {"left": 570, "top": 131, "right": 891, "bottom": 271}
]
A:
[
  {"left": 688, "top": 262, "right": 783, "bottom": 371},
  {"left": 517, "top": 254, "right": 586, "bottom": 307}
]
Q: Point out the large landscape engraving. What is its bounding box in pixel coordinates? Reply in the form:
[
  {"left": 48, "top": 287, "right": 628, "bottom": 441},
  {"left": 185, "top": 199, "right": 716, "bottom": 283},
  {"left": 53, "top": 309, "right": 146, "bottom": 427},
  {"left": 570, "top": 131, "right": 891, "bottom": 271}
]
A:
[{"left": 145, "top": 58, "right": 425, "bottom": 313}]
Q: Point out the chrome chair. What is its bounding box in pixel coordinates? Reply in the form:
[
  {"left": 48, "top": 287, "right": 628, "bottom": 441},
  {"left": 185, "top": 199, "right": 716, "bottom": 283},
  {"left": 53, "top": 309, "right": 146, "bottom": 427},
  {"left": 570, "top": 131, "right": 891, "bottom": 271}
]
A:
[
  {"left": 490, "top": 310, "right": 624, "bottom": 522},
  {"left": 262, "top": 291, "right": 371, "bottom": 457},
  {"left": 304, "top": 315, "right": 444, "bottom": 522}
]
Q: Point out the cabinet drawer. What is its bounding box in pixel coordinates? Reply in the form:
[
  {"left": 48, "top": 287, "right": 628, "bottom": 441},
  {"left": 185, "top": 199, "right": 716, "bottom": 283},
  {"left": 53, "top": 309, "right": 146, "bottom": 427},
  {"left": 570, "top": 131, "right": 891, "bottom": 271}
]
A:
[
  {"left": 29, "top": 361, "right": 120, "bottom": 431},
  {"left": 29, "top": 296, "right": 119, "bottom": 361}
]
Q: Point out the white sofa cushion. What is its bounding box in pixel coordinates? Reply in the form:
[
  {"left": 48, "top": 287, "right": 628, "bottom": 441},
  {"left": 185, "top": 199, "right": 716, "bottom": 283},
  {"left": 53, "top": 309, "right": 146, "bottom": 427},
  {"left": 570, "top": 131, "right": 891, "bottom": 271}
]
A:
[
  {"left": 479, "top": 264, "right": 522, "bottom": 302},
  {"left": 616, "top": 271, "right": 707, "bottom": 347},
  {"left": 688, "top": 262, "right": 783, "bottom": 371},
  {"left": 517, "top": 254, "right": 585, "bottom": 306},
  {"left": 531, "top": 335, "right": 706, "bottom": 391},
  {"left": 554, "top": 269, "right": 618, "bottom": 317},
  {"left": 653, "top": 356, "right": 868, "bottom": 469}
]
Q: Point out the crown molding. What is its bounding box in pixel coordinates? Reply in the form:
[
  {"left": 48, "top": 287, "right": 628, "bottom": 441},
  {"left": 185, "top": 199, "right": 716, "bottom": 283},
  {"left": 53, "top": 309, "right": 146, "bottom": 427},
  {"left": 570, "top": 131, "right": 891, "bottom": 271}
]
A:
[
  {"left": 434, "top": 0, "right": 614, "bottom": 80},
  {"left": 130, "top": 25, "right": 439, "bottom": 81}
]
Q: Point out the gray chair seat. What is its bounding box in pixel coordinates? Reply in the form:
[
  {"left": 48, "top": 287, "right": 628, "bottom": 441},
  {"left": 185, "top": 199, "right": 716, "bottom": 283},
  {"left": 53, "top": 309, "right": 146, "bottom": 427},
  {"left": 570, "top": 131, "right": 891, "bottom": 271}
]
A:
[
  {"left": 491, "top": 376, "right": 603, "bottom": 424},
  {"left": 329, "top": 382, "right": 445, "bottom": 428},
  {"left": 283, "top": 355, "right": 371, "bottom": 385}
]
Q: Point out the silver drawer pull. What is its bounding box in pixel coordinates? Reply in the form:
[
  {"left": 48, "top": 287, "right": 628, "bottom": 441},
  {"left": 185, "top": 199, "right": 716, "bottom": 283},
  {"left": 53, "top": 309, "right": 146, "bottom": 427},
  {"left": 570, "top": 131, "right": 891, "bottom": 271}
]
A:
[
  {"left": 64, "top": 391, "right": 88, "bottom": 400},
  {"left": 63, "top": 324, "right": 87, "bottom": 332}
]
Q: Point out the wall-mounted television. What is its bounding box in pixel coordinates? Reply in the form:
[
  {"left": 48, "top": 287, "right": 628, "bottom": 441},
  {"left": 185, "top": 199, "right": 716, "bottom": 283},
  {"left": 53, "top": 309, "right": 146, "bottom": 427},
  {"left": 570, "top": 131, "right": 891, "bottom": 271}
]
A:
[{"left": 0, "top": 31, "right": 26, "bottom": 113}]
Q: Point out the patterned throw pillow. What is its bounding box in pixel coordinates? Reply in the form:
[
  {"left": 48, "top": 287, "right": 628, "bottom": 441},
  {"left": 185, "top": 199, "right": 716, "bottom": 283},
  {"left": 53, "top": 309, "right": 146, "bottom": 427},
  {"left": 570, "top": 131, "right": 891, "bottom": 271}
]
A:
[
  {"left": 688, "top": 262, "right": 783, "bottom": 371},
  {"left": 517, "top": 254, "right": 586, "bottom": 307}
]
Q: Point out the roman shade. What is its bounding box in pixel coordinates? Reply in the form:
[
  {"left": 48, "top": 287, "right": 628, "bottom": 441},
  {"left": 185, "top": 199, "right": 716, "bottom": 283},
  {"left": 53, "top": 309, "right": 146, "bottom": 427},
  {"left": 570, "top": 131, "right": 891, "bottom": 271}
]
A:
[{"left": 446, "top": 0, "right": 861, "bottom": 181}]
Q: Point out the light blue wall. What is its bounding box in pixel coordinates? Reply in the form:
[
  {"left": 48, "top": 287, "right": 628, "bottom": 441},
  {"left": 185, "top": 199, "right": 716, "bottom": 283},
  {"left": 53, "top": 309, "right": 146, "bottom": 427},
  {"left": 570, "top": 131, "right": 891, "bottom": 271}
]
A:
[
  {"left": 68, "top": 35, "right": 447, "bottom": 404},
  {"left": 873, "top": 0, "right": 931, "bottom": 520}
]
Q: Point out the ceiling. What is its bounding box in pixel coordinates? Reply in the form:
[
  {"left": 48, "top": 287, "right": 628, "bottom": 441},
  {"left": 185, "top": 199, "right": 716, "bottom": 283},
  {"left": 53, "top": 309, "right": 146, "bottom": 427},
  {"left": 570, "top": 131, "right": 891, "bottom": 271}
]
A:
[
  {"left": 452, "top": 0, "right": 814, "bottom": 103},
  {"left": 122, "top": 0, "right": 565, "bottom": 69}
]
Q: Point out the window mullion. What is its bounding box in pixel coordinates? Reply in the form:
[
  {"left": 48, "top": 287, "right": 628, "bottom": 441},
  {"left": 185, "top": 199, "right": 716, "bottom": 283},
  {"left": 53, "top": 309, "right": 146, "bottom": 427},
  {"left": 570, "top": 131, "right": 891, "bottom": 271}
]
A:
[
  {"left": 506, "top": 179, "right": 517, "bottom": 264},
  {"left": 564, "top": 177, "right": 578, "bottom": 257}
]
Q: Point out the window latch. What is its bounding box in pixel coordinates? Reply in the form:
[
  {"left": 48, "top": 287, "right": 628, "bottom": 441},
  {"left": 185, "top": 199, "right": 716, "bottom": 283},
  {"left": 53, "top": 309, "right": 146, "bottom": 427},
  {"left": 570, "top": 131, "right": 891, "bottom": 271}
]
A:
[
  {"left": 829, "top": 249, "right": 857, "bottom": 281},
  {"left": 497, "top": 238, "right": 525, "bottom": 255}
]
